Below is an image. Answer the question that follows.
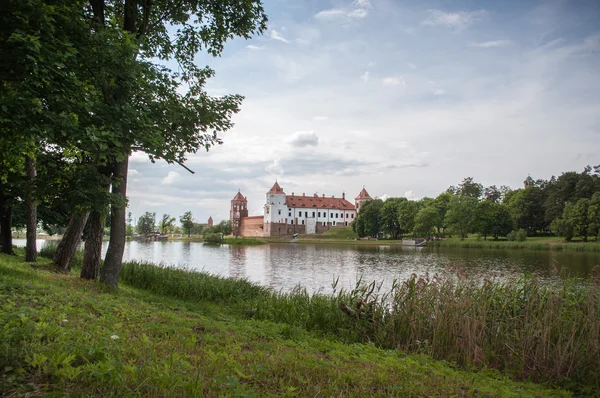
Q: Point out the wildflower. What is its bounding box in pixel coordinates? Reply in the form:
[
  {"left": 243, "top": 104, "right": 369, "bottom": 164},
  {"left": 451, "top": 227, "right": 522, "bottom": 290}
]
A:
[{"left": 110, "top": 335, "right": 119, "bottom": 340}]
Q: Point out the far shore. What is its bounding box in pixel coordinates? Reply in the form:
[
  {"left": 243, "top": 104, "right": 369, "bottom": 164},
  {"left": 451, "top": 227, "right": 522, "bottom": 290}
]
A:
[{"left": 13, "top": 232, "right": 600, "bottom": 252}]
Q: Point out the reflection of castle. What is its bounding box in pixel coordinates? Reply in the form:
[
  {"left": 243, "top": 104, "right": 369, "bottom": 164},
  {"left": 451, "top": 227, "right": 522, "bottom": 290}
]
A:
[{"left": 230, "top": 182, "right": 372, "bottom": 237}]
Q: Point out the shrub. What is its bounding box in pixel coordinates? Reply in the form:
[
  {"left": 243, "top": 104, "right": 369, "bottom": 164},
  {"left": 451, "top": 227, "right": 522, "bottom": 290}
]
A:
[
  {"left": 506, "top": 230, "right": 517, "bottom": 241},
  {"left": 516, "top": 228, "right": 527, "bottom": 241},
  {"left": 203, "top": 232, "right": 223, "bottom": 244}
]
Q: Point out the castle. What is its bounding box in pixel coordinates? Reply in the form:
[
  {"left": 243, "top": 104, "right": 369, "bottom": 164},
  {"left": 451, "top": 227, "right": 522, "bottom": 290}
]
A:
[{"left": 230, "top": 182, "right": 372, "bottom": 237}]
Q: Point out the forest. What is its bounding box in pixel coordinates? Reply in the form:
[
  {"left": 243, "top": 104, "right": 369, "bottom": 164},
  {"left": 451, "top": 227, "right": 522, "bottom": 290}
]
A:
[{"left": 353, "top": 167, "right": 600, "bottom": 242}]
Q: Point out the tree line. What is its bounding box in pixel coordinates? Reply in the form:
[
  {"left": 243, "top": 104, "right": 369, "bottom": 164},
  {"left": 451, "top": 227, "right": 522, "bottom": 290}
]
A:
[
  {"left": 0, "top": 0, "right": 267, "bottom": 287},
  {"left": 353, "top": 167, "right": 600, "bottom": 242},
  {"left": 131, "top": 211, "right": 231, "bottom": 237}
]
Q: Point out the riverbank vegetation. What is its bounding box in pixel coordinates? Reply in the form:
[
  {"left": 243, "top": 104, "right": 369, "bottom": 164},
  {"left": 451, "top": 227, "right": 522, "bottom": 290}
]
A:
[
  {"left": 1, "top": 252, "right": 569, "bottom": 397},
  {"left": 117, "top": 260, "right": 598, "bottom": 394},
  {"left": 353, "top": 170, "right": 600, "bottom": 245}
]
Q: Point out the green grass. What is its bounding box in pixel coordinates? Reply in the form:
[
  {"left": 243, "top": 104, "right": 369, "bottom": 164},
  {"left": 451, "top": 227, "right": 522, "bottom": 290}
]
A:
[
  {"left": 223, "top": 237, "right": 266, "bottom": 245},
  {"left": 0, "top": 253, "right": 569, "bottom": 397},
  {"left": 428, "top": 236, "right": 600, "bottom": 252}
]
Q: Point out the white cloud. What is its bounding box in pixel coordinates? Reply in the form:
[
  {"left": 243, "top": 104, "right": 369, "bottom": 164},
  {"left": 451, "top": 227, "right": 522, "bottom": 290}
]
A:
[
  {"left": 407, "top": 62, "right": 417, "bottom": 70},
  {"left": 353, "top": 0, "right": 371, "bottom": 8},
  {"left": 246, "top": 44, "right": 265, "bottom": 50},
  {"left": 422, "top": 9, "right": 487, "bottom": 29},
  {"left": 404, "top": 191, "right": 415, "bottom": 200},
  {"left": 270, "top": 30, "right": 289, "bottom": 43},
  {"left": 162, "top": 171, "right": 181, "bottom": 185},
  {"left": 382, "top": 76, "right": 406, "bottom": 86},
  {"left": 313, "top": 116, "right": 329, "bottom": 121},
  {"left": 380, "top": 194, "right": 390, "bottom": 201},
  {"left": 288, "top": 131, "right": 319, "bottom": 147},
  {"left": 265, "top": 157, "right": 284, "bottom": 176},
  {"left": 129, "top": 169, "right": 139, "bottom": 175},
  {"left": 431, "top": 88, "right": 446, "bottom": 96},
  {"left": 470, "top": 40, "right": 512, "bottom": 48},
  {"left": 361, "top": 71, "right": 370, "bottom": 82},
  {"left": 348, "top": 8, "right": 369, "bottom": 19},
  {"left": 314, "top": 9, "right": 347, "bottom": 20}
]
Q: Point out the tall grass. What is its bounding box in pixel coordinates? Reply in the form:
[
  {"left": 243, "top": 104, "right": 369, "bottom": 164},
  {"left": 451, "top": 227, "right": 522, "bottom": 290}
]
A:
[
  {"left": 37, "top": 241, "right": 84, "bottom": 269},
  {"left": 428, "top": 240, "right": 600, "bottom": 252},
  {"left": 120, "top": 261, "right": 268, "bottom": 303},
  {"left": 119, "top": 260, "right": 600, "bottom": 391}
]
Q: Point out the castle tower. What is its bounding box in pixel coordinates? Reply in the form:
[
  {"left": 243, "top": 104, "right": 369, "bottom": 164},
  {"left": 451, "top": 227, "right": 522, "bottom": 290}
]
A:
[
  {"left": 264, "top": 181, "right": 287, "bottom": 224},
  {"left": 523, "top": 175, "right": 534, "bottom": 189},
  {"left": 355, "top": 186, "right": 372, "bottom": 212},
  {"left": 207, "top": 216, "right": 213, "bottom": 227},
  {"left": 230, "top": 191, "right": 248, "bottom": 236}
]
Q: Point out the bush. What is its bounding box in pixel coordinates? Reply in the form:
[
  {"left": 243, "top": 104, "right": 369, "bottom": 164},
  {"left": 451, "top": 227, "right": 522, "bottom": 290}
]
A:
[
  {"left": 506, "top": 230, "right": 517, "bottom": 241},
  {"left": 516, "top": 228, "right": 527, "bottom": 241},
  {"left": 203, "top": 232, "right": 223, "bottom": 244}
]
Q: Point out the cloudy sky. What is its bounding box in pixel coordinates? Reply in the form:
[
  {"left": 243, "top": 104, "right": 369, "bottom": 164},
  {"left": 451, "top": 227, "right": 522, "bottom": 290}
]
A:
[{"left": 127, "top": 0, "right": 600, "bottom": 225}]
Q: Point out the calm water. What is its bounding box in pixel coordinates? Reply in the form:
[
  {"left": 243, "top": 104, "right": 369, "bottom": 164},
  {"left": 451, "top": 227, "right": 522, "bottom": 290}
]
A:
[{"left": 15, "top": 239, "right": 600, "bottom": 293}]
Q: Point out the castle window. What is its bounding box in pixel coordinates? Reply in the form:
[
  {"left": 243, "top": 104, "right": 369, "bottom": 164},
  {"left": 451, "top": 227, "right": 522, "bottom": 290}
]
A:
[
  {"left": 345, "top": 222, "right": 348, "bottom": 226},
  {"left": 312, "top": 212, "right": 315, "bottom": 217},
  {"left": 305, "top": 211, "right": 308, "bottom": 218},
  {"left": 302, "top": 220, "right": 305, "bottom": 225},
  {"left": 288, "top": 212, "right": 291, "bottom": 217},
  {"left": 335, "top": 213, "right": 338, "bottom": 218},
  {"left": 318, "top": 212, "right": 321, "bottom": 217},
  {"left": 346, "top": 213, "right": 349, "bottom": 218},
  {"left": 291, "top": 220, "right": 294, "bottom": 225},
  {"left": 323, "top": 222, "right": 326, "bottom": 226},
  {"left": 333, "top": 221, "right": 336, "bottom": 226},
  {"left": 278, "top": 209, "right": 281, "bottom": 215},
  {"left": 351, "top": 214, "right": 354, "bottom": 218}
]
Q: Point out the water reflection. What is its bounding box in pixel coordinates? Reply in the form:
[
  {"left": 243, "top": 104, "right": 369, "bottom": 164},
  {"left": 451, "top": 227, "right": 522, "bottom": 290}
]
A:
[{"left": 15, "top": 239, "right": 600, "bottom": 294}]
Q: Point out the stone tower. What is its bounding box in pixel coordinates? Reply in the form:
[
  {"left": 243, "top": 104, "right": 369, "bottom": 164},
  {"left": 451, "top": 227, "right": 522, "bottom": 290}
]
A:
[
  {"left": 355, "top": 186, "right": 372, "bottom": 211},
  {"left": 230, "top": 191, "right": 248, "bottom": 236},
  {"left": 523, "top": 175, "right": 534, "bottom": 189}
]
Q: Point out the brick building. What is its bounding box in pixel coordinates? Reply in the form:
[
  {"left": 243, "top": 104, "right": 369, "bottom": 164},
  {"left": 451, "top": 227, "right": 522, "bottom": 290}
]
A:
[{"left": 230, "top": 182, "right": 372, "bottom": 237}]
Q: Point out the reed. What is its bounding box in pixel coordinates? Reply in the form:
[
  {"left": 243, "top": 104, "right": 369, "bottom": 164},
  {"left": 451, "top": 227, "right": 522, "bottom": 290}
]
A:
[
  {"left": 38, "top": 241, "right": 84, "bottom": 269},
  {"left": 428, "top": 240, "right": 600, "bottom": 252}
]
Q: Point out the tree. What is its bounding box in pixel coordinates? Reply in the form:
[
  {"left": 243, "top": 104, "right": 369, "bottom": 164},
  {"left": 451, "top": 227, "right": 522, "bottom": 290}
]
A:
[
  {"left": 397, "top": 200, "right": 418, "bottom": 238},
  {"left": 588, "top": 192, "right": 600, "bottom": 241},
  {"left": 571, "top": 198, "right": 591, "bottom": 241},
  {"left": 158, "top": 214, "right": 176, "bottom": 235},
  {"left": 413, "top": 205, "right": 439, "bottom": 238},
  {"left": 505, "top": 187, "right": 546, "bottom": 235},
  {"left": 180, "top": 211, "right": 194, "bottom": 237},
  {"left": 126, "top": 212, "right": 134, "bottom": 237},
  {"left": 457, "top": 177, "right": 483, "bottom": 199},
  {"left": 137, "top": 212, "right": 156, "bottom": 235},
  {"left": 483, "top": 185, "right": 502, "bottom": 203},
  {"left": 475, "top": 201, "right": 513, "bottom": 240},
  {"left": 433, "top": 192, "right": 453, "bottom": 235},
  {"left": 380, "top": 198, "right": 405, "bottom": 239},
  {"left": 213, "top": 220, "right": 232, "bottom": 235},
  {"left": 353, "top": 199, "right": 383, "bottom": 238},
  {"left": 444, "top": 196, "right": 478, "bottom": 240}
]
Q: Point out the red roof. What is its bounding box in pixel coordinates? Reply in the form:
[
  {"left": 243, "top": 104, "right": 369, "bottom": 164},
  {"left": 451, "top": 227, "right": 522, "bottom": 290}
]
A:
[
  {"left": 286, "top": 194, "right": 355, "bottom": 210},
  {"left": 355, "top": 187, "right": 372, "bottom": 200},
  {"left": 232, "top": 191, "right": 246, "bottom": 201},
  {"left": 267, "top": 181, "right": 285, "bottom": 194}
]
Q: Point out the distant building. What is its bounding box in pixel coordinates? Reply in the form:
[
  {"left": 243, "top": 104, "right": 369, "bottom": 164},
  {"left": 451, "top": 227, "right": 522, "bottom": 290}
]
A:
[
  {"left": 207, "top": 216, "right": 213, "bottom": 227},
  {"left": 230, "top": 182, "right": 369, "bottom": 237},
  {"left": 354, "top": 187, "right": 372, "bottom": 211},
  {"left": 524, "top": 175, "right": 534, "bottom": 189}
]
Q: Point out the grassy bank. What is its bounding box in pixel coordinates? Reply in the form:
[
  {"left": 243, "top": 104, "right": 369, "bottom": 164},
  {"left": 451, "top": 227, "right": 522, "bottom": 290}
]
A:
[
  {"left": 0, "top": 254, "right": 568, "bottom": 397},
  {"left": 428, "top": 236, "right": 600, "bottom": 252},
  {"left": 119, "top": 262, "right": 599, "bottom": 394},
  {"left": 223, "top": 237, "right": 266, "bottom": 245}
]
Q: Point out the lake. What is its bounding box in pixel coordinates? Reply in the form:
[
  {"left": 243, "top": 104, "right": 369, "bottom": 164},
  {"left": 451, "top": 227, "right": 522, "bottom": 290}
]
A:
[{"left": 15, "top": 239, "right": 600, "bottom": 293}]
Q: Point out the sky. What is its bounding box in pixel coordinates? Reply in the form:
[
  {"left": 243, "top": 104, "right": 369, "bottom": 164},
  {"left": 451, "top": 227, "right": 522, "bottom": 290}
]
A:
[{"left": 127, "top": 0, "right": 600, "bottom": 225}]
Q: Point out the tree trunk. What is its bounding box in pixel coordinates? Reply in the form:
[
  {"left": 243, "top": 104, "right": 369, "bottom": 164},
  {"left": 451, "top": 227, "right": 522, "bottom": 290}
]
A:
[
  {"left": 54, "top": 213, "right": 89, "bottom": 272},
  {"left": 81, "top": 211, "right": 104, "bottom": 280},
  {"left": 101, "top": 157, "right": 129, "bottom": 288},
  {"left": 0, "top": 197, "right": 13, "bottom": 255},
  {"left": 25, "top": 156, "right": 37, "bottom": 262}
]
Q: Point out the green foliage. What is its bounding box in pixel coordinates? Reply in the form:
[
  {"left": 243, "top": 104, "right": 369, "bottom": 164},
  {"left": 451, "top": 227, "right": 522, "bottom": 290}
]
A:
[
  {"left": 516, "top": 228, "right": 527, "bottom": 241},
  {"left": 158, "top": 214, "right": 176, "bottom": 235},
  {"left": 213, "top": 220, "right": 232, "bottom": 236},
  {"left": 0, "top": 254, "right": 568, "bottom": 397},
  {"left": 380, "top": 197, "right": 404, "bottom": 239},
  {"left": 137, "top": 212, "right": 156, "bottom": 235},
  {"left": 444, "top": 196, "right": 478, "bottom": 240},
  {"left": 413, "top": 205, "right": 439, "bottom": 238},
  {"left": 203, "top": 232, "right": 224, "bottom": 244},
  {"left": 353, "top": 199, "right": 383, "bottom": 238},
  {"left": 457, "top": 177, "right": 483, "bottom": 199},
  {"left": 179, "top": 211, "right": 194, "bottom": 238}
]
